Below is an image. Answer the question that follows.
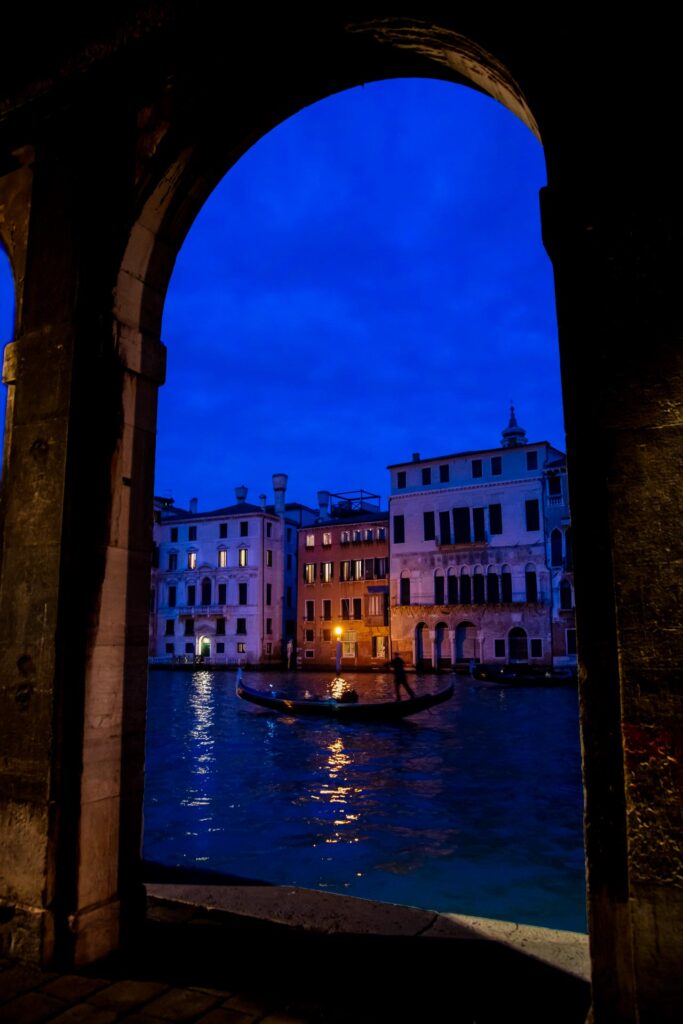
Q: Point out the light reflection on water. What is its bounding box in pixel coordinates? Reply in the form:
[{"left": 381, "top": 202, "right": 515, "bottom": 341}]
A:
[{"left": 143, "top": 669, "right": 587, "bottom": 932}]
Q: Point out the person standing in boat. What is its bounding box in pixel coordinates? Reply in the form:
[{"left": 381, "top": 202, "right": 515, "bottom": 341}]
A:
[{"left": 388, "top": 653, "right": 416, "bottom": 701}]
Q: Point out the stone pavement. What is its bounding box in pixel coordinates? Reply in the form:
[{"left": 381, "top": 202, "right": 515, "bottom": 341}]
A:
[{"left": 0, "top": 886, "right": 592, "bottom": 1023}]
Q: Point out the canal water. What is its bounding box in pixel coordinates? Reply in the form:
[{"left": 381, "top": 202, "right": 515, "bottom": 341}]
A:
[{"left": 143, "top": 669, "right": 587, "bottom": 932}]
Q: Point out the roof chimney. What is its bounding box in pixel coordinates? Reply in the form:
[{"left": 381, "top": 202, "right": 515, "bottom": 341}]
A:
[
  {"left": 272, "top": 473, "right": 288, "bottom": 516},
  {"left": 412, "top": 452, "right": 420, "bottom": 462},
  {"left": 317, "top": 490, "right": 330, "bottom": 519},
  {"left": 259, "top": 493, "right": 267, "bottom": 510},
  {"left": 235, "top": 485, "right": 248, "bottom": 503},
  {"left": 189, "top": 497, "right": 198, "bottom": 514}
]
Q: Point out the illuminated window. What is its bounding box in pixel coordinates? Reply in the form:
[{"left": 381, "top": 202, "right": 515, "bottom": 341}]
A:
[
  {"left": 352, "top": 559, "right": 363, "bottom": 581},
  {"left": 305, "top": 534, "right": 315, "bottom": 548},
  {"left": 187, "top": 551, "right": 197, "bottom": 570},
  {"left": 266, "top": 549, "right": 273, "bottom": 567},
  {"left": 239, "top": 548, "right": 248, "bottom": 567},
  {"left": 340, "top": 531, "right": 350, "bottom": 545},
  {"left": 237, "top": 642, "right": 246, "bottom": 654},
  {"left": 304, "top": 563, "right": 316, "bottom": 584},
  {"left": 321, "top": 562, "right": 333, "bottom": 583},
  {"left": 322, "top": 532, "right": 332, "bottom": 546},
  {"left": 218, "top": 548, "right": 227, "bottom": 568},
  {"left": 368, "top": 594, "right": 384, "bottom": 616},
  {"left": 343, "top": 630, "right": 357, "bottom": 657},
  {"left": 372, "top": 636, "right": 388, "bottom": 658}
]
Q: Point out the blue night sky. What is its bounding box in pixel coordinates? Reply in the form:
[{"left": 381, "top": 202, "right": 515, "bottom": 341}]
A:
[{"left": 0, "top": 78, "right": 565, "bottom": 512}]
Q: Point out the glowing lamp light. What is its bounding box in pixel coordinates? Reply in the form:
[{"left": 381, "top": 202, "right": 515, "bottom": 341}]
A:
[{"left": 334, "top": 626, "right": 342, "bottom": 638}]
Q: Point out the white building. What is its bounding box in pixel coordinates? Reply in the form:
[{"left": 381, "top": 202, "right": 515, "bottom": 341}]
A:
[
  {"left": 150, "top": 475, "right": 316, "bottom": 665},
  {"left": 387, "top": 410, "right": 576, "bottom": 669}
]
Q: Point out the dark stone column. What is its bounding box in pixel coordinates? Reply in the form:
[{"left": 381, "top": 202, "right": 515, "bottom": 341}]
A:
[
  {"left": 542, "top": 185, "right": 683, "bottom": 1024},
  {"left": 0, "top": 118, "right": 165, "bottom": 966}
]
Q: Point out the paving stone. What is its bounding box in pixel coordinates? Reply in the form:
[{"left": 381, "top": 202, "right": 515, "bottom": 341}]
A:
[
  {"left": 188, "top": 986, "right": 234, "bottom": 999},
  {"left": 48, "top": 1005, "right": 119, "bottom": 1024},
  {"left": 87, "top": 979, "right": 169, "bottom": 1012},
  {"left": 142, "top": 987, "right": 224, "bottom": 1021},
  {"left": 195, "top": 1009, "right": 257, "bottom": 1024},
  {"left": 40, "top": 976, "right": 110, "bottom": 1003},
  {"left": 222, "top": 993, "right": 270, "bottom": 1015},
  {"left": 0, "top": 989, "right": 68, "bottom": 1023},
  {"left": 0, "top": 965, "right": 53, "bottom": 1003}
]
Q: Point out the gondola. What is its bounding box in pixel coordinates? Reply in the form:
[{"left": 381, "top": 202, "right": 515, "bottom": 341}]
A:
[
  {"left": 236, "top": 679, "right": 455, "bottom": 721},
  {"left": 471, "top": 663, "right": 576, "bottom": 685}
]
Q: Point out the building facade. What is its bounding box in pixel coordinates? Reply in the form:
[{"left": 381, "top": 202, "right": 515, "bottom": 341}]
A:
[
  {"left": 150, "top": 476, "right": 315, "bottom": 665},
  {"left": 297, "top": 491, "right": 390, "bottom": 669},
  {"left": 387, "top": 412, "right": 576, "bottom": 669}
]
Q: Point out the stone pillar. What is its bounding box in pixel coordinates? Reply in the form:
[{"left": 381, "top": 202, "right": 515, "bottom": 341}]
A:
[
  {"left": 542, "top": 185, "right": 683, "bottom": 1023},
  {"left": 0, "top": 124, "right": 165, "bottom": 967}
]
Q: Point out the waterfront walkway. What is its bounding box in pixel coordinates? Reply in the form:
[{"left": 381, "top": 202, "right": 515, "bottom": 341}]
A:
[{"left": 0, "top": 885, "right": 591, "bottom": 1023}]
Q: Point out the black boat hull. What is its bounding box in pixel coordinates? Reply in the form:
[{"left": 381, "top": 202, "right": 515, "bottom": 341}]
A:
[
  {"left": 236, "top": 681, "right": 455, "bottom": 720},
  {"left": 471, "top": 663, "right": 576, "bottom": 685}
]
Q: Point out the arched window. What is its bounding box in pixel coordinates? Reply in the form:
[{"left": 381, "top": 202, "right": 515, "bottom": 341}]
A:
[
  {"left": 560, "top": 578, "right": 572, "bottom": 610},
  {"left": 486, "top": 567, "right": 499, "bottom": 604},
  {"left": 509, "top": 626, "right": 528, "bottom": 661},
  {"left": 201, "top": 577, "right": 212, "bottom": 605},
  {"left": 551, "top": 528, "right": 563, "bottom": 567},
  {"left": 434, "top": 570, "right": 445, "bottom": 605},
  {"left": 447, "top": 570, "right": 458, "bottom": 605},
  {"left": 501, "top": 564, "right": 512, "bottom": 603},
  {"left": 525, "top": 564, "right": 538, "bottom": 602},
  {"left": 472, "top": 566, "right": 485, "bottom": 604},
  {"left": 459, "top": 569, "right": 472, "bottom": 604}
]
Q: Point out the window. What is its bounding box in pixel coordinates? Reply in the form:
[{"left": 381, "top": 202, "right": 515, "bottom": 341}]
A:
[
  {"left": 185, "top": 642, "right": 194, "bottom": 654},
  {"left": 168, "top": 552, "right": 178, "bottom": 571},
  {"left": 372, "top": 636, "right": 388, "bottom": 659},
  {"left": 305, "top": 650, "right": 315, "bottom": 659},
  {"left": 304, "top": 563, "right": 316, "bottom": 584},
  {"left": 184, "top": 618, "right": 194, "bottom": 636},
  {"left": 453, "top": 507, "right": 471, "bottom": 544},
  {"left": 525, "top": 499, "right": 540, "bottom": 531},
  {"left": 266, "top": 583, "right": 272, "bottom": 605},
  {"left": 323, "top": 599, "right": 332, "bottom": 621},
  {"left": 216, "top": 617, "right": 226, "bottom": 635},
  {"left": 187, "top": 585, "right": 196, "bottom": 606},
  {"left": 286, "top": 553, "right": 292, "bottom": 570},
  {"left": 201, "top": 578, "right": 211, "bottom": 604},
  {"left": 343, "top": 631, "right": 357, "bottom": 657},
  {"left": 266, "top": 522, "right": 272, "bottom": 537},
  {"left": 239, "top": 582, "right": 247, "bottom": 604},
  {"left": 305, "top": 600, "right": 314, "bottom": 622},
  {"left": 377, "top": 527, "right": 386, "bottom": 542},
  {"left": 422, "top": 467, "right": 431, "bottom": 485},
  {"left": 447, "top": 574, "right": 458, "bottom": 604},
  {"left": 527, "top": 451, "right": 538, "bottom": 470},
  {"left": 423, "top": 511, "right": 436, "bottom": 541},
  {"left": 365, "top": 529, "right": 373, "bottom": 542},
  {"left": 353, "top": 530, "right": 362, "bottom": 543},
  {"left": 341, "top": 599, "right": 350, "bottom": 620},
  {"left": 218, "top": 583, "right": 227, "bottom": 604},
  {"left": 305, "top": 533, "right": 315, "bottom": 548},
  {"left": 530, "top": 639, "right": 543, "bottom": 658},
  {"left": 216, "top": 642, "right": 225, "bottom": 654},
  {"left": 340, "top": 560, "right": 351, "bottom": 582},
  {"left": 352, "top": 559, "right": 364, "bottom": 581},
  {"left": 188, "top": 526, "right": 197, "bottom": 541},
  {"left": 219, "top": 522, "right": 227, "bottom": 538},
  {"left": 218, "top": 548, "right": 227, "bottom": 568},
  {"left": 368, "top": 594, "right": 384, "bottom": 617},
  {"left": 236, "top": 618, "right": 247, "bottom": 635},
  {"left": 491, "top": 456, "right": 502, "bottom": 476},
  {"left": 266, "top": 618, "right": 272, "bottom": 634},
  {"left": 525, "top": 570, "right": 538, "bottom": 602},
  {"left": 548, "top": 474, "right": 562, "bottom": 496},
  {"left": 472, "top": 507, "right": 486, "bottom": 542},
  {"left": 239, "top": 548, "right": 248, "bottom": 567},
  {"left": 566, "top": 629, "right": 577, "bottom": 656},
  {"left": 434, "top": 574, "right": 445, "bottom": 604},
  {"left": 187, "top": 551, "right": 197, "bottom": 570},
  {"left": 486, "top": 505, "right": 502, "bottom": 538},
  {"left": 400, "top": 577, "right": 411, "bottom": 606},
  {"left": 487, "top": 572, "right": 500, "bottom": 604},
  {"left": 170, "top": 527, "right": 178, "bottom": 542},
  {"left": 439, "top": 510, "right": 451, "bottom": 545},
  {"left": 264, "top": 548, "right": 272, "bottom": 567},
  {"left": 168, "top": 585, "right": 176, "bottom": 607},
  {"left": 305, "top": 629, "right": 314, "bottom": 642},
  {"left": 322, "top": 532, "right": 332, "bottom": 546},
  {"left": 286, "top": 587, "right": 292, "bottom": 608},
  {"left": 340, "top": 530, "right": 350, "bottom": 544},
  {"left": 473, "top": 573, "right": 485, "bottom": 604},
  {"left": 501, "top": 570, "right": 512, "bottom": 603},
  {"left": 397, "top": 470, "right": 406, "bottom": 489},
  {"left": 494, "top": 639, "right": 506, "bottom": 658},
  {"left": 472, "top": 459, "right": 483, "bottom": 479},
  {"left": 439, "top": 464, "right": 449, "bottom": 483},
  {"left": 240, "top": 521, "right": 249, "bottom": 537},
  {"left": 551, "top": 529, "right": 563, "bottom": 567},
  {"left": 393, "top": 515, "right": 405, "bottom": 544},
  {"left": 460, "top": 573, "right": 472, "bottom": 603},
  {"left": 364, "top": 558, "right": 374, "bottom": 580},
  {"left": 321, "top": 561, "right": 333, "bottom": 583},
  {"left": 165, "top": 619, "right": 175, "bottom": 636},
  {"left": 286, "top": 527, "right": 291, "bottom": 541},
  {"left": 560, "top": 578, "right": 573, "bottom": 610},
  {"left": 509, "top": 627, "right": 528, "bottom": 661},
  {"left": 237, "top": 642, "right": 246, "bottom": 654},
  {"left": 374, "top": 557, "right": 388, "bottom": 578},
  {"left": 165, "top": 643, "right": 174, "bottom": 655},
  {"left": 265, "top": 642, "right": 273, "bottom": 655}
]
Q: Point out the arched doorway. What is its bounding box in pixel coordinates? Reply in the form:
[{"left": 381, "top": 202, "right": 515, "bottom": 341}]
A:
[
  {"left": 508, "top": 627, "right": 529, "bottom": 662},
  {"left": 198, "top": 635, "right": 211, "bottom": 659},
  {"left": 434, "top": 621, "right": 450, "bottom": 668},
  {"left": 455, "top": 621, "right": 477, "bottom": 663},
  {"left": 415, "top": 622, "right": 429, "bottom": 671}
]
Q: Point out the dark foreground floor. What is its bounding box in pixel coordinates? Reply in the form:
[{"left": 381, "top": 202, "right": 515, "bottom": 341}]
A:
[{"left": 0, "top": 889, "right": 591, "bottom": 1024}]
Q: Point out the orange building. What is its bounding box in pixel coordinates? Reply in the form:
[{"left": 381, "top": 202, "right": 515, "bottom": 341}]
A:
[{"left": 297, "top": 491, "right": 390, "bottom": 670}]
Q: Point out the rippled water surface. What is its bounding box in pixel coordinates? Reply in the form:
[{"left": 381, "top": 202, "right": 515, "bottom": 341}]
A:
[{"left": 144, "top": 670, "right": 586, "bottom": 931}]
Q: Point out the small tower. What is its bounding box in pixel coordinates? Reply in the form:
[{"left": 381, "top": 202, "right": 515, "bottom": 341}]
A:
[{"left": 501, "top": 404, "right": 528, "bottom": 448}]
